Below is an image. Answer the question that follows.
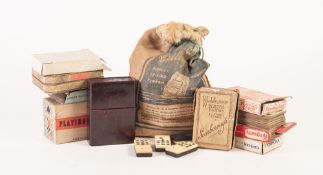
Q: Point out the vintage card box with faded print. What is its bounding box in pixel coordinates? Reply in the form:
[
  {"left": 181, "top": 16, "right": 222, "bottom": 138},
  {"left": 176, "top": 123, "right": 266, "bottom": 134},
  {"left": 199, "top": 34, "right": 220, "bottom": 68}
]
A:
[
  {"left": 192, "top": 87, "right": 239, "bottom": 150},
  {"left": 231, "top": 86, "right": 287, "bottom": 115},
  {"left": 43, "top": 98, "right": 88, "bottom": 144}
]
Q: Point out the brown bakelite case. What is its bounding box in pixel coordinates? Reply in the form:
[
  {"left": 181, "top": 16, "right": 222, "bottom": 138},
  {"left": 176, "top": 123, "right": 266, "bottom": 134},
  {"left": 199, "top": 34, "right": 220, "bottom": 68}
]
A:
[{"left": 88, "top": 77, "right": 137, "bottom": 146}]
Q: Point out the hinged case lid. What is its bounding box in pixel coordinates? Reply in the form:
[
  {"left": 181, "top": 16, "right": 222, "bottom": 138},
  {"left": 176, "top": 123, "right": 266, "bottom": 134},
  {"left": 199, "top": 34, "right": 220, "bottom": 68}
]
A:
[{"left": 88, "top": 77, "right": 138, "bottom": 110}]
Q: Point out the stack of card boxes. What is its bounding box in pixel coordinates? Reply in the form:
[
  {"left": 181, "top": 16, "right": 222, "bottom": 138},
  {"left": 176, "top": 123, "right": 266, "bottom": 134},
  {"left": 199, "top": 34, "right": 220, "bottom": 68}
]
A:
[
  {"left": 32, "top": 49, "right": 110, "bottom": 144},
  {"left": 232, "top": 86, "right": 296, "bottom": 154}
]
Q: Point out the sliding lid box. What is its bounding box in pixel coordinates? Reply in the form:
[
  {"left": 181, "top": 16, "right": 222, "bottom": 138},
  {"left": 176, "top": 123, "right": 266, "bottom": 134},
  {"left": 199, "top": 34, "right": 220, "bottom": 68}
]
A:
[{"left": 32, "top": 49, "right": 111, "bottom": 76}]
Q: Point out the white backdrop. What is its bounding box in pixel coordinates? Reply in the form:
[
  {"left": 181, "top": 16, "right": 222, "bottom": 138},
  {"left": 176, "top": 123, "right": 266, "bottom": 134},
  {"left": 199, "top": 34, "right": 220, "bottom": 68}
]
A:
[{"left": 0, "top": 0, "right": 322, "bottom": 175}]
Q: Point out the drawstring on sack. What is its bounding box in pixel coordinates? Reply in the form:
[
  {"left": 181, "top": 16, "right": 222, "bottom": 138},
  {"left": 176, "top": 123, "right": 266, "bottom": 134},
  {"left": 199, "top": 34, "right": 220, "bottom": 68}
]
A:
[{"left": 200, "top": 47, "right": 204, "bottom": 60}]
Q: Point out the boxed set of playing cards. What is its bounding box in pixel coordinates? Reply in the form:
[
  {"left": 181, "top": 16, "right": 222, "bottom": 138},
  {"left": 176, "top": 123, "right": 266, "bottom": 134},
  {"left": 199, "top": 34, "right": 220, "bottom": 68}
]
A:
[
  {"left": 32, "top": 49, "right": 109, "bottom": 144},
  {"left": 233, "top": 86, "right": 287, "bottom": 115},
  {"left": 43, "top": 98, "right": 88, "bottom": 144},
  {"left": 232, "top": 86, "right": 296, "bottom": 154}
]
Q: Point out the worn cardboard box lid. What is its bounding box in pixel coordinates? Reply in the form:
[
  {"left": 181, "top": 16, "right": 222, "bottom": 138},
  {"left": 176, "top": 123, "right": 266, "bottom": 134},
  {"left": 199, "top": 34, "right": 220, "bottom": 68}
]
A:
[
  {"left": 232, "top": 86, "right": 286, "bottom": 103},
  {"left": 32, "top": 49, "right": 111, "bottom": 76}
]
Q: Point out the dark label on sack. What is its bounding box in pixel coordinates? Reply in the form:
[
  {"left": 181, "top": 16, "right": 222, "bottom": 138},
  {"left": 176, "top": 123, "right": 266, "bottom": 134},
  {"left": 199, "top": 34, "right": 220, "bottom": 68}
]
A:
[{"left": 138, "top": 41, "right": 209, "bottom": 128}]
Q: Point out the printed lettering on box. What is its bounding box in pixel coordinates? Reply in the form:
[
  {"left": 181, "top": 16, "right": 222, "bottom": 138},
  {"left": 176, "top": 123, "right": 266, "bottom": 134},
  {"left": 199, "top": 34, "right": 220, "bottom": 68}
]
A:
[
  {"left": 56, "top": 115, "right": 89, "bottom": 130},
  {"left": 245, "top": 128, "right": 270, "bottom": 142},
  {"left": 239, "top": 99, "right": 261, "bottom": 115},
  {"left": 236, "top": 124, "right": 272, "bottom": 142}
]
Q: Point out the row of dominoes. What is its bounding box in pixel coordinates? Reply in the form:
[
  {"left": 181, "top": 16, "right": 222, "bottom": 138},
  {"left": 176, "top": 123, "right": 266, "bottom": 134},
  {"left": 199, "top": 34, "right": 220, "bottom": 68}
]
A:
[{"left": 134, "top": 135, "right": 198, "bottom": 158}]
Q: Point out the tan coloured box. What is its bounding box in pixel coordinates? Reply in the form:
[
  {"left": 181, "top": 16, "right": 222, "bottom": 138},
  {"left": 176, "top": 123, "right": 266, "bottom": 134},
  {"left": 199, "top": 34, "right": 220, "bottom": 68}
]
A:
[
  {"left": 43, "top": 98, "right": 88, "bottom": 144},
  {"left": 32, "top": 70, "right": 103, "bottom": 94},
  {"left": 32, "top": 69, "right": 104, "bottom": 85},
  {"left": 192, "top": 87, "right": 239, "bottom": 150}
]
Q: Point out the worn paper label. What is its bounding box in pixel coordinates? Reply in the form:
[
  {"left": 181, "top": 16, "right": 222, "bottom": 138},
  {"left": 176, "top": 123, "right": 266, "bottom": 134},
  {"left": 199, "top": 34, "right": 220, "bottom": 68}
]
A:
[
  {"left": 65, "top": 90, "right": 87, "bottom": 104},
  {"left": 192, "top": 87, "right": 239, "bottom": 150},
  {"left": 235, "top": 124, "right": 271, "bottom": 142}
]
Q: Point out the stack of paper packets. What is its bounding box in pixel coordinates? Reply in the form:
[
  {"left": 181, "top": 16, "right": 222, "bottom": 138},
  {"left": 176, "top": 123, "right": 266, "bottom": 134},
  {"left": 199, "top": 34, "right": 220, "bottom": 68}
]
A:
[{"left": 232, "top": 86, "right": 296, "bottom": 154}]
